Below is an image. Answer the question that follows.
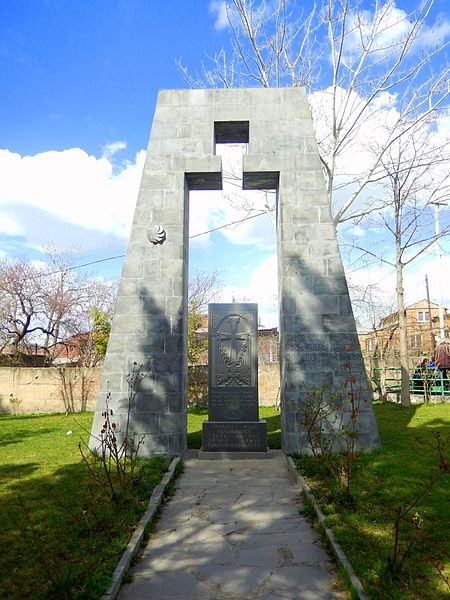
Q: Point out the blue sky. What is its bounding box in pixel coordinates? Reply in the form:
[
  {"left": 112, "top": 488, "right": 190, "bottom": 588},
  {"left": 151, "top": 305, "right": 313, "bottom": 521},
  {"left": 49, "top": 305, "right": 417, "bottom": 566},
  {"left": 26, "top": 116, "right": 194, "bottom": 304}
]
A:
[
  {"left": 0, "top": 0, "right": 282, "bottom": 324},
  {"left": 1, "top": 0, "right": 449, "bottom": 328},
  {"left": 1, "top": 2, "right": 219, "bottom": 160}
]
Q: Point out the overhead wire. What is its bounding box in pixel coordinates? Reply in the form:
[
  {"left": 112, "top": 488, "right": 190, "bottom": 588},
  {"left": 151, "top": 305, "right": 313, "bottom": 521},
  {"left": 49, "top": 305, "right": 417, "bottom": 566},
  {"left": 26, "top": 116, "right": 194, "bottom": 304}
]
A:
[
  {"left": 11, "top": 204, "right": 445, "bottom": 284},
  {"left": 11, "top": 208, "right": 275, "bottom": 281}
]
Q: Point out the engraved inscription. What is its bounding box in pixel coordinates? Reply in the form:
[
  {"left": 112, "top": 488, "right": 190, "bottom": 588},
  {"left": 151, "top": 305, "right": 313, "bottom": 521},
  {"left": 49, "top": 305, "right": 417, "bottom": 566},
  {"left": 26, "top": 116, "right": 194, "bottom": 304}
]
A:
[
  {"left": 212, "top": 310, "right": 254, "bottom": 330},
  {"left": 285, "top": 334, "right": 331, "bottom": 353},
  {"left": 208, "top": 424, "right": 259, "bottom": 448},
  {"left": 209, "top": 388, "right": 258, "bottom": 421},
  {"left": 202, "top": 421, "right": 266, "bottom": 451}
]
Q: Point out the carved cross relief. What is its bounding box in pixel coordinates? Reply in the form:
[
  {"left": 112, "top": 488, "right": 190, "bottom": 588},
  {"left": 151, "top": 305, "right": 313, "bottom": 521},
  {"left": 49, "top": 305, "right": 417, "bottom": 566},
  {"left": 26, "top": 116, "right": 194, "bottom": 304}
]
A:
[
  {"left": 215, "top": 314, "right": 252, "bottom": 387},
  {"left": 185, "top": 121, "right": 278, "bottom": 393}
]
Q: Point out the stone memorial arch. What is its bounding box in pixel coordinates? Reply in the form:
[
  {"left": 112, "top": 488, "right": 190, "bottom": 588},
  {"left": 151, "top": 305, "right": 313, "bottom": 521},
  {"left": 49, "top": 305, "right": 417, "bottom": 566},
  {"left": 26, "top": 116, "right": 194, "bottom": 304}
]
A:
[{"left": 89, "top": 88, "right": 380, "bottom": 457}]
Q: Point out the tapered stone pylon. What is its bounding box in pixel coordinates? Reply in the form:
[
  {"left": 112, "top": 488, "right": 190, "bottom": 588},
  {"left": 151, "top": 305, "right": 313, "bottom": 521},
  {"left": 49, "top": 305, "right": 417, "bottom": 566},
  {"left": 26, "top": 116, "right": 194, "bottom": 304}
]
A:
[{"left": 89, "top": 88, "right": 380, "bottom": 457}]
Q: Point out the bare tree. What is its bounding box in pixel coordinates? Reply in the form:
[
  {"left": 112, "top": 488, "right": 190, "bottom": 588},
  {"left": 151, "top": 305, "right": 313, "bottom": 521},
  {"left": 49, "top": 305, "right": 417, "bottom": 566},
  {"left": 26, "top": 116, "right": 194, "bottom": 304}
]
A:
[
  {"left": 347, "top": 124, "right": 450, "bottom": 406},
  {"left": 188, "top": 269, "right": 223, "bottom": 313},
  {"left": 347, "top": 276, "right": 399, "bottom": 399},
  {"left": 187, "top": 269, "right": 223, "bottom": 364},
  {"left": 179, "top": 0, "right": 450, "bottom": 224},
  {"left": 348, "top": 279, "right": 394, "bottom": 336},
  {"left": 0, "top": 250, "right": 118, "bottom": 363},
  {"left": 0, "top": 259, "right": 44, "bottom": 352},
  {"left": 39, "top": 247, "right": 92, "bottom": 351}
]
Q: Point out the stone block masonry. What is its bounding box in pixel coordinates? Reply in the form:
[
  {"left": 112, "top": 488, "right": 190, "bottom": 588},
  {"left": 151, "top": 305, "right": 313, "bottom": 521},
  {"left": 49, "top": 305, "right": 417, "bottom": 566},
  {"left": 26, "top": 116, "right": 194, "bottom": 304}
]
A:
[{"left": 89, "top": 88, "right": 380, "bottom": 457}]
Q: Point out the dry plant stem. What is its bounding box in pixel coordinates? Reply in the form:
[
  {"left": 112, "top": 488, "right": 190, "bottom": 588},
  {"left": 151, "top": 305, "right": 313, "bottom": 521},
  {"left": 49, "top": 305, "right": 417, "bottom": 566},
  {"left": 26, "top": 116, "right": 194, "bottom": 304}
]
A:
[
  {"left": 341, "top": 360, "right": 363, "bottom": 494},
  {"left": 79, "top": 362, "right": 148, "bottom": 500},
  {"left": 298, "top": 347, "right": 367, "bottom": 496},
  {"left": 16, "top": 489, "right": 60, "bottom": 589},
  {"left": 432, "top": 559, "right": 450, "bottom": 590},
  {"left": 388, "top": 431, "right": 449, "bottom": 576},
  {"left": 40, "top": 481, "right": 94, "bottom": 531},
  {"left": 302, "top": 385, "right": 343, "bottom": 483}
]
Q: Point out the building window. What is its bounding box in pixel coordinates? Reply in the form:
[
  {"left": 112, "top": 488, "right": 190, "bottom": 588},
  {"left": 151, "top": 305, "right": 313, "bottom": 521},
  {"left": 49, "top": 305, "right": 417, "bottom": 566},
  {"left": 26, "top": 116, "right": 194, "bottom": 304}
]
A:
[
  {"left": 409, "top": 334, "right": 422, "bottom": 349},
  {"left": 417, "top": 311, "right": 430, "bottom": 322},
  {"left": 365, "top": 338, "right": 373, "bottom": 352}
]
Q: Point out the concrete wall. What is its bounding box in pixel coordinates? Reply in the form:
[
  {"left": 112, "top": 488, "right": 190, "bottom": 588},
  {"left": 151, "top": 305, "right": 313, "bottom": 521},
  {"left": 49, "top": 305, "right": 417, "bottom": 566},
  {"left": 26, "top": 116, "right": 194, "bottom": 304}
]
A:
[
  {"left": 0, "top": 365, "right": 280, "bottom": 415},
  {"left": 0, "top": 367, "right": 101, "bottom": 415},
  {"left": 258, "top": 362, "right": 280, "bottom": 406}
]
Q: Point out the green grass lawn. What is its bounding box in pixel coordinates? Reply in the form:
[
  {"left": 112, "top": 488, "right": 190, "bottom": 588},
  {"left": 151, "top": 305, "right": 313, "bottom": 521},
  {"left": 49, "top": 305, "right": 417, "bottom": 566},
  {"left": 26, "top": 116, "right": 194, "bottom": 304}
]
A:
[
  {"left": 2, "top": 404, "right": 447, "bottom": 600},
  {"left": 0, "top": 406, "right": 280, "bottom": 599},
  {"left": 294, "top": 402, "right": 450, "bottom": 600},
  {"left": 0, "top": 412, "right": 170, "bottom": 599}
]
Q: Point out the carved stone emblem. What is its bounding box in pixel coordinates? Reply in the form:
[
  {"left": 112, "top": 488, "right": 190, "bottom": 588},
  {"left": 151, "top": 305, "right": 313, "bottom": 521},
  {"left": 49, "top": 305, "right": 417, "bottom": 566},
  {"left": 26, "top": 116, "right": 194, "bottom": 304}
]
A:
[{"left": 147, "top": 225, "right": 166, "bottom": 245}]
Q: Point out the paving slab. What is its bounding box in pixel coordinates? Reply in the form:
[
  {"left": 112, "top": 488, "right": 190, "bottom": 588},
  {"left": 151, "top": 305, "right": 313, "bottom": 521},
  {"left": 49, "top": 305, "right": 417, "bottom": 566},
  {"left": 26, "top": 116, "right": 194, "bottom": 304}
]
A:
[{"left": 117, "top": 450, "right": 348, "bottom": 600}]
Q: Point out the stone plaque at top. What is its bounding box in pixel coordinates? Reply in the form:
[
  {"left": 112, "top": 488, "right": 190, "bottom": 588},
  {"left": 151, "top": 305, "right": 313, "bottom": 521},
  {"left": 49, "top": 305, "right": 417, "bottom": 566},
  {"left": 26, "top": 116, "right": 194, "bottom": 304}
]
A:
[{"left": 208, "top": 303, "right": 258, "bottom": 421}]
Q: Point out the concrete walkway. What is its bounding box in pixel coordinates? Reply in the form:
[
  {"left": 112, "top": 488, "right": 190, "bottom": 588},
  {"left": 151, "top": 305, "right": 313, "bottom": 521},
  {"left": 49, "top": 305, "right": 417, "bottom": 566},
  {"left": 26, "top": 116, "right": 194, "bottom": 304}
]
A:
[{"left": 117, "top": 450, "right": 347, "bottom": 600}]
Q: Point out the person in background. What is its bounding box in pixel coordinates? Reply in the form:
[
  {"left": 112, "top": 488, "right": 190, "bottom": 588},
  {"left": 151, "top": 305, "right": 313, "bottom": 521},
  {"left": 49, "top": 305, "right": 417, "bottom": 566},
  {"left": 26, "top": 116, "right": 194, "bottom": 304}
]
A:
[
  {"left": 412, "top": 358, "right": 427, "bottom": 392},
  {"left": 435, "top": 339, "right": 450, "bottom": 390}
]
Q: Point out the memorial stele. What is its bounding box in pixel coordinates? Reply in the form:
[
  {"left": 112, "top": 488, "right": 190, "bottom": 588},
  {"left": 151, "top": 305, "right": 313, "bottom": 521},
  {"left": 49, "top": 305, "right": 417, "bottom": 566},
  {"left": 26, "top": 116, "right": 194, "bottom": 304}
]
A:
[
  {"left": 89, "top": 88, "right": 380, "bottom": 457},
  {"left": 202, "top": 303, "right": 267, "bottom": 455}
]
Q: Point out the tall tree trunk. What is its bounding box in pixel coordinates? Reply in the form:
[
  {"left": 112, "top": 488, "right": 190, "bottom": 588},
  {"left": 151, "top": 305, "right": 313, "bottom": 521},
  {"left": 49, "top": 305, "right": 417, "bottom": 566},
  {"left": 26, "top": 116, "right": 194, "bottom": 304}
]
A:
[{"left": 395, "top": 253, "right": 411, "bottom": 408}]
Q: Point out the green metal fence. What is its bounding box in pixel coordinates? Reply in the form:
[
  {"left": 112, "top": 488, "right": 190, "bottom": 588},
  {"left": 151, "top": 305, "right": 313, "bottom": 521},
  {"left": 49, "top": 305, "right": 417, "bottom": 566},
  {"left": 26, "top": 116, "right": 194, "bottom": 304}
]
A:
[{"left": 372, "top": 367, "right": 449, "bottom": 396}]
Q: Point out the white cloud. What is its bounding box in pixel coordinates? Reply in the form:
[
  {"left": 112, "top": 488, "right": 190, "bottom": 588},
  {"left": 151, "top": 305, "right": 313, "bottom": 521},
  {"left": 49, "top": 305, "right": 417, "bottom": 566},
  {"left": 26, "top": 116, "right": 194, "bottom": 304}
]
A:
[
  {"left": 345, "top": 247, "right": 450, "bottom": 333},
  {"left": 209, "top": 0, "right": 228, "bottom": 31},
  {"left": 189, "top": 190, "right": 224, "bottom": 246},
  {"left": 220, "top": 254, "right": 279, "bottom": 327},
  {"left": 343, "top": 2, "right": 450, "bottom": 60},
  {"left": 189, "top": 144, "right": 277, "bottom": 249},
  {"left": 30, "top": 259, "right": 47, "bottom": 271},
  {"left": 0, "top": 212, "right": 23, "bottom": 236},
  {"left": 346, "top": 262, "right": 396, "bottom": 301},
  {"left": 349, "top": 225, "right": 366, "bottom": 238},
  {"left": 371, "top": 92, "right": 397, "bottom": 111},
  {"left": 309, "top": 86, "right": 400, "bottom": 176},
  {"left": 101, "top": 140, "right": 127, "bottom": 159},
  {"left": 0, "top": 147, "right": 145, "bottom": 241},
  {"left": 415, "top": 14, "right": 450, "bottom": 50},
  {"left": 345, "top": 4, "right": 410, "bottom": 56},
  {"left": 403, "top": 252, "right": 450, "bottom": 310},
  {"left": 309, "top": 83, "right": 450, "bottom": 226},
  {"left": 0, "top": 141, "right": 277, "bottom": 265}
]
